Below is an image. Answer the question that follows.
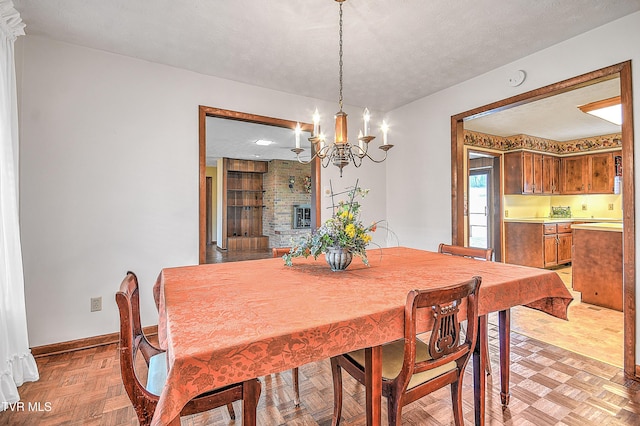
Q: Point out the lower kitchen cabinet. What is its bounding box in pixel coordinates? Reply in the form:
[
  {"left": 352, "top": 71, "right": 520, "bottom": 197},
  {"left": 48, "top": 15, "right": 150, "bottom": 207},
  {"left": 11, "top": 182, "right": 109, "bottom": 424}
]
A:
[
  {"left": 505, "top": 222, "right": 572, "bottom": 268},
  {"left": 572, "top": 226, "right": 622, "bottom": 311}
]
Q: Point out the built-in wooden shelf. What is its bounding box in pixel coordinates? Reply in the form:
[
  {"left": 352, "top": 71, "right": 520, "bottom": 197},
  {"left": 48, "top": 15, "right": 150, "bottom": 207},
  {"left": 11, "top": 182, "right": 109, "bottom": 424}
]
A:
[{"left": 221, "top": 158, "right": 269, "bottom": 251}]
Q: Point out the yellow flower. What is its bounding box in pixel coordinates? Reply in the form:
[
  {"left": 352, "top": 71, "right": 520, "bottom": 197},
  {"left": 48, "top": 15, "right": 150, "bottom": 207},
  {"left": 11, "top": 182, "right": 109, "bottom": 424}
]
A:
[
  {"left": 345, "top": 223, "right": 356, "bottom": 238},
  {"left": 363, "top": 234, "right": 372, "bottom": 244},
  {"left": 340, "top": 210, "right": 353, "bottom": 220}
]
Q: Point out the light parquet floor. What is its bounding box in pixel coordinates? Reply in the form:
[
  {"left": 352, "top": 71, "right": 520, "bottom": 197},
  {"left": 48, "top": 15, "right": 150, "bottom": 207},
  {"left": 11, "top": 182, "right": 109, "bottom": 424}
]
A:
[
  {"left": 491, "top": 266, "right": 624, "bottom": 368},
  {"left": 2, "top": 325, "right": 640, "bottom": 425}
]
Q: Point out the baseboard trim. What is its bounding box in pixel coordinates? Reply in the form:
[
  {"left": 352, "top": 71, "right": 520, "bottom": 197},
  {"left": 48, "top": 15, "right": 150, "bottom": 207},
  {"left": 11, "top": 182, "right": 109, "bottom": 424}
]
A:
[{"left": 30, "top": 325, "right": 158, "bottom": 358}]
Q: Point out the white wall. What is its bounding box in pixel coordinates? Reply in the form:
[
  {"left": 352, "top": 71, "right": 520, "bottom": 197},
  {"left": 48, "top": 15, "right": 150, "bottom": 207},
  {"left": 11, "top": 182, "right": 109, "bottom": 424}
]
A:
[
  {"left": 386, "top": 12, "right": 640, "bottom": 357},
  {"left": 16, "top": 36, "right": 387, "bottom": 346}
]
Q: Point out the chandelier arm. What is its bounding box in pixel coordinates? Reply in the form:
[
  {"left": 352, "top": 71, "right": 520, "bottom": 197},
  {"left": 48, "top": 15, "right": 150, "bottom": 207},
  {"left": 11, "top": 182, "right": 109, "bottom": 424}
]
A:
[
  {"left": 321, "top": 152, "right": 332, "bottom": 169},
  {"left": 352, "top": 143, "right": 369, "bottom": 159},
  {"left": 359, "top": 149, "right": 392, "bottom": 164},
  {"left": 293, "top": 150, "right": 317, "bottom": 165},
  {"left": 351, "top": 149, "right": 363, "bottom": 168},
  {"left": 316, "top": 144, "right": 330, "bottom": 159}
]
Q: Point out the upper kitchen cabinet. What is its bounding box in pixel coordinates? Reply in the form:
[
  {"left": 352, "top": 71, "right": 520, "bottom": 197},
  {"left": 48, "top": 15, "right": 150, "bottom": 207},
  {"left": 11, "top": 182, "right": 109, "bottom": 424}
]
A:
[
  {"left": 542, "top": 155, "right": 560, "bottom": 194},
  {"left": 588, "top": 152, "right": 615, "bottom": 193},
  {"left": 560, "top": 155, "right": 585, "bottom": 194},
  {"left": 560, "top": 151, "right": 618, "bottom": 194},
  {"left": 504, "top": 151, "right": 560, "bottom": 194},
  {"left": 504, "top": 151, "right": 543, "bottom": 194}
]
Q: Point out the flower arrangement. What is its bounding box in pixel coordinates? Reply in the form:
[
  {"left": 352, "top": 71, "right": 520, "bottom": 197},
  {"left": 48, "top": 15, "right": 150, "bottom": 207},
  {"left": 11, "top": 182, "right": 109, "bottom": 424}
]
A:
[{"left": 284, "top": 183, "right": 377, "bottom": 267}]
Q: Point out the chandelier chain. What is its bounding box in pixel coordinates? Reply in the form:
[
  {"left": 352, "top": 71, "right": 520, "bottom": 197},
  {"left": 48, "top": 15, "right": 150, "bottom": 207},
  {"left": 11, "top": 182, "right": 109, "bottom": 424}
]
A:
[{"left": 338, "top": 1, "right": 344, "bottom": 111}]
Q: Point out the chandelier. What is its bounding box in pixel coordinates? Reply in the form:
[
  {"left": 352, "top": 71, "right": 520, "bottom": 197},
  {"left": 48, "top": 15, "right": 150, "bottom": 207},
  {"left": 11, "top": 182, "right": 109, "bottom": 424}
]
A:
[{"left": 292, "top": 0, "right": 393, "bottom": 177}]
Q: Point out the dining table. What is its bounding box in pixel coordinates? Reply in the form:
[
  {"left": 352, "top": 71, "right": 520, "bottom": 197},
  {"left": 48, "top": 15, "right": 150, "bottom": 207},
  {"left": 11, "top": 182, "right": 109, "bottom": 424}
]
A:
[{"left": 152, "top": 246, "right": 573, "bottom": 425}]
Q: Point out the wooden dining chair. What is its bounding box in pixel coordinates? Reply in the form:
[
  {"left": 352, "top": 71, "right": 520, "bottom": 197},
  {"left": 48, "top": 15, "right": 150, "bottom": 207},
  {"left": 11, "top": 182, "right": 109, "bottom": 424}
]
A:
[
  {"left": 438, "top": 243, "right": 493, "bottom": 261},
  {"left": 272, "top": 247, "right": 292, "bottom": 258},
  {"left": 330, "top": 277, "right": 482, "bottom": 426},
  {"left": 272, "top": 247, "right": 301, "bottom": 407},
  {"left": 438, "top": 243, "right": 493, "bottom": 375},
  {"left": 116, "top": 271, "right": 261, "bottom": 425}
]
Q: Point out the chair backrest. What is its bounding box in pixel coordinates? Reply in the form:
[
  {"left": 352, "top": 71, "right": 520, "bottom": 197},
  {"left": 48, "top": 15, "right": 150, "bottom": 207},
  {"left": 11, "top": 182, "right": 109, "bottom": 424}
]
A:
[
  {"left": 438, "top": 243, "right": 493, "bottom": 261},
  {"left": 272, "top": 247, "right": 292, "bottom": 258},
  {"left": 116, "top": 271, "right": 164, "bottom": 419},
  {"left": 399, "top": 277, "right": 482, "bottom": 384}
]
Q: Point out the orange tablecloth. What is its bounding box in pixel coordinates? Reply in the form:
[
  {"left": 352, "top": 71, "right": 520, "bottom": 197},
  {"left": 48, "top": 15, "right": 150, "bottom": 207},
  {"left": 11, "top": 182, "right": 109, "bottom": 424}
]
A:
[{"left": 152, "top": 247, "right": 572, "bottom": 425}]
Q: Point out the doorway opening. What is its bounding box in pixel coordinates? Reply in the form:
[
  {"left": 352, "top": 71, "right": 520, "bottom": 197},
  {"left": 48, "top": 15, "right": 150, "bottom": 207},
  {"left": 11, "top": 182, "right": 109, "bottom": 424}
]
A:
[
  {"left": 198, "top": 106, "right": 319, "bottom": 264},
  {"left": 451, "top": 61, "right": 635, "bottom": 379},
  {"left": 467, "top": 150, "right": 501, "bottom": 261}
]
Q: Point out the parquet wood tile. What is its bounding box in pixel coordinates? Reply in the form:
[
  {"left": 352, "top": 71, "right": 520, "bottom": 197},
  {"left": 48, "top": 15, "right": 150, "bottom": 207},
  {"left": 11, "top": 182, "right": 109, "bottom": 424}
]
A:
[{"left": 2, "top": 324, "right": 640, "bottom": 425}]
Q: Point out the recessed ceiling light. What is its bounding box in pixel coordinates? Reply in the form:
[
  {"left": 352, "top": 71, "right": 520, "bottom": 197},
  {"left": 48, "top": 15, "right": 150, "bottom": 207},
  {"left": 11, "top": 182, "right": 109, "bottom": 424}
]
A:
[
  {"left": 255, "top": 139, "right": 274, "bottom": 146},
  {"left": 578, "top": 96, "right": 622, "bottom": 125}
]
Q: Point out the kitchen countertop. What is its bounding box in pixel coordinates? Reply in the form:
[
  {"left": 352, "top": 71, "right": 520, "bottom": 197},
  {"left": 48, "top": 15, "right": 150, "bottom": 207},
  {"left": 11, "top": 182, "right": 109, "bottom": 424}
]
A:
[
  {"left": 503, "top": 217, "right": 622, "bottom": 224},
  {"left": 571, "top": 222, "right": 623, "bottom": 232}
]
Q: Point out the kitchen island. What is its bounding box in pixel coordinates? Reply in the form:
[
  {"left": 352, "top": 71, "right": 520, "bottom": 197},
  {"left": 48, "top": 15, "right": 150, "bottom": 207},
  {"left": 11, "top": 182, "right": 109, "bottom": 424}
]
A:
[{"left": 571, "top": 222, "right": 623, "bottom": 311}]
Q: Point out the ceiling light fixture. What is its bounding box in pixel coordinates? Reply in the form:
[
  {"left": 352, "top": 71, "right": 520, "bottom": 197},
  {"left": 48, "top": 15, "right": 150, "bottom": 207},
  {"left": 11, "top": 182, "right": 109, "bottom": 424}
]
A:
[
  {"left": 292, "top": 0, "right": 393, "bottom": 177},
  {"left": 255, "top": 139, "right": 274, "bottom": 146},
  {"left": 578, "top": 96, "right": 622, "bottom": 125}
]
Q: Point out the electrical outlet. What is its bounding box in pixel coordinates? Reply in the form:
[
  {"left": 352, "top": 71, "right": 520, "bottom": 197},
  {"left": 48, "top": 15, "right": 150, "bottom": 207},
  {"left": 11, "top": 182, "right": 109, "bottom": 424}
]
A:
[
  {"left": 581, "top": 204, "right": 587, "bottom": 211},
  {"left": 90, "top": 297, "right": 102, "bottom": 312},
  {"left": 504, "top": 210, "right": 509, "bottom": 218},
  {"left": 608, "top": 203, "right": 614, "bottom": 210}
]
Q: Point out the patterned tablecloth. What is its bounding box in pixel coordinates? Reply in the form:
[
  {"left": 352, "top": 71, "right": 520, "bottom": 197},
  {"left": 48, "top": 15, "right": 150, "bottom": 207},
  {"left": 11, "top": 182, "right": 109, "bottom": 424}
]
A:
[{"left": 152, "top": 246, "right": 572, "bottom": 425}]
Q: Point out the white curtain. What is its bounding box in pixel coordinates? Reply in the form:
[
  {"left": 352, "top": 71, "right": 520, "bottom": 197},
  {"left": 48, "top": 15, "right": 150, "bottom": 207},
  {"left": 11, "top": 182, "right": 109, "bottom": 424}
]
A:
[{"left": 0, "top": 0, "right": 38, "bottom": 410}]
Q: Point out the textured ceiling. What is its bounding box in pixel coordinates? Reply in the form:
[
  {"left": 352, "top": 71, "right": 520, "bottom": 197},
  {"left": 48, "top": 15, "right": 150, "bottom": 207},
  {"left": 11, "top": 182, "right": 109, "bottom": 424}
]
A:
[
  {"left": 13, "top": 0, "right": 640, "bottom": 112},
  {"left": 465, "top": 77, "right": 622, "bottom": 141}
]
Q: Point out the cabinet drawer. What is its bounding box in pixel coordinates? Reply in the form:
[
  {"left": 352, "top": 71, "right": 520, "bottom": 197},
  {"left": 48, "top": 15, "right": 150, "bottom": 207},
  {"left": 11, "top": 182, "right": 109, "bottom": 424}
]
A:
[
  {"left": 543, "top": 224, "right": 557, "bottom": 235},
  {"left": 557, "top": 223, "right": 572, "bottom": 233}
]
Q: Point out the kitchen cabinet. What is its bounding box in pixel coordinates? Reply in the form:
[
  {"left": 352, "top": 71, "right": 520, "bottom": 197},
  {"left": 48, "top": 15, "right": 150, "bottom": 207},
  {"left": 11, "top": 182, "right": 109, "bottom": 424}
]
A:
[
  {"left": 560, "top": 152, "right": 617, "bottom": 194},
  {"left": 505, "top": 221, "right": 572, "bottom": 268},
  {"left": 588, "top": 152, "right": 615, "bottom": 193},
  {"left": 504, "top": 151, "right": 543, "bottom": 194},
  {"left": 542, "top": 155, "right": 560, "bottom": 194},
  {"left": 504, "top": 151, "right": 562, "bottom": 195},
  {"left": 560, "top": 155, "right": 585, "bottom": 194},
  {"left": 543, "top": 222, "right": 572, "bottom": 268}
]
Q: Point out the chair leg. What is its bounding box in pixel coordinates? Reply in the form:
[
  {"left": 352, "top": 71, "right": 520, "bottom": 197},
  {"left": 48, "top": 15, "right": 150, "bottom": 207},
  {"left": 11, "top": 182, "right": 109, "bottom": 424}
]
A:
[
  {"left": 292, "top": 367, "right": 300, "bottom": 407},
  {"left": 330, "top": 358, "right": 343, "bottom": 426},
  {"left": 450, "top": 379, "right": 464, "bottom": 426},
  {"left": 386, "top": 393, "right": 402, "bottom": 426},
  {"left": 483, "top": 331, "right": 492, "bottom": 376},
  {"left": 226, "top": 403, "right": 236, "bottom": 420},
  {"left": 242, "top": 378, "right": 261, "bottom": 426}
]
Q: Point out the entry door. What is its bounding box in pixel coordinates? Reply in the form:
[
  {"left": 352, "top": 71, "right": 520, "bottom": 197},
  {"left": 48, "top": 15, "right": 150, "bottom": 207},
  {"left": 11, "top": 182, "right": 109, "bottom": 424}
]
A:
[{"left": 468, "top": 169, "right": 492, "bottom": 250}]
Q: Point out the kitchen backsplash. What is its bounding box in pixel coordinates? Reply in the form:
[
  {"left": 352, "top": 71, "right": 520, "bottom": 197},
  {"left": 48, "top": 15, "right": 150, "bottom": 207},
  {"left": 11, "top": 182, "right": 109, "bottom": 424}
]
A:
[{"left": 504, "top": 194, "right": 622, "bottom": 219}]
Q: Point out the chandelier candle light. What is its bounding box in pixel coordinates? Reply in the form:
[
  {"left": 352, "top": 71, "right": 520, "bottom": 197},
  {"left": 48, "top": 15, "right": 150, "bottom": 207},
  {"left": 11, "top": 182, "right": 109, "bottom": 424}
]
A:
[{"left": 292, "top": 0, "right": 393, "bottom": 177}]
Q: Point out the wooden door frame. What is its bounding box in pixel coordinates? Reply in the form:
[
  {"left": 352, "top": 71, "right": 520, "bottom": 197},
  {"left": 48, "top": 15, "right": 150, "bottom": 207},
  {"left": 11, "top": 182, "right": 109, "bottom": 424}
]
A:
[
  {"left": 451, "top": 61, "right": 636, "bottom": 378},
  {"left": 467, "top": 150, "right": 502, "bottom": 261},
  {"left": 198, "top": 106, "right": 319, "bottom": 264}
]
